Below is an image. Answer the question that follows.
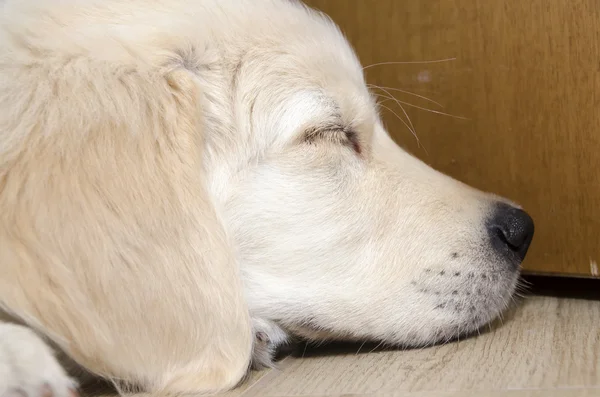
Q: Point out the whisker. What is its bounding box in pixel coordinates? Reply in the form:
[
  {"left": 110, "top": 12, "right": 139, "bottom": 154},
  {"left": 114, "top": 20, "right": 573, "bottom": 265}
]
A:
[
  {"left": 373, "top": 91, "right": 467, "bottom": 120},
  {"left": 355, "top": 340, "right": 367, "bottom": 355},
  {"left": 372, "top": 95, "right": 397, "bottom": 105},
  {"left": 518, "top": 278, "right": 533, "bottom": 287},
  {"left": 497, "top": 310, "right": 505, "bottom": 325},
  {"left": 367, "top": 340, "right": 386, "bottom": 354},
  {"left": 515, "top": 279, "right": 532, "bottom": 297},
  {"left": 367, "top": 84, "right": 444, "bottom": 108},
  {"left": 393, "top": 100, "right": 469, "bottom": 120},
  {"left": 301, "top": 341, "right": 308, "bottom": 359},
  {"left": 396, "top": 102, "right": 420, "bottom": 148},
  {"left": 363, "top": 57, "right": 457, "bottom": 70},
  {"left": 371, "top": 92, "right": 397, "bottom": 103},
  {"left": 378, "top": 103, "right": 428, "bottom": 154},
  {"left": 371, "top": 92, "right": 419, "bottom": 140},
  {"left": 515, "top": 286, "right": 524, "bottom": 297},
  {"left": 370, "top": 86, "right": 417, "bottom": 134},
  {"left": 372, "top": 87, "right": 424, "bottom": 150}
]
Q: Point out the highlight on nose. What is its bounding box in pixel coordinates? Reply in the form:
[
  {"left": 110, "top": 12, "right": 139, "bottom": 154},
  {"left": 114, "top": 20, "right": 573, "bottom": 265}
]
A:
[{"left": 488, "top": 202, "right": 535, "bottom": 266}]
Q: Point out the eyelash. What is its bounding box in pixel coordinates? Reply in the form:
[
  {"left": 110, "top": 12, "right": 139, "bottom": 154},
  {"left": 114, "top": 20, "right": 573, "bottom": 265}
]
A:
[{"left": 305, "top": 126, "right": 361, "bottom": 155}]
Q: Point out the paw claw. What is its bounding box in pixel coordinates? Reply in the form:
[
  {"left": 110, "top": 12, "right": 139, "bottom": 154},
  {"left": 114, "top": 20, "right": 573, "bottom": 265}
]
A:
[
  {"left": 251, "top": 318, "right": 288, "bottom": 369},
  {"left": 256, "top": 331, "right": 269, "bottom": 343}
]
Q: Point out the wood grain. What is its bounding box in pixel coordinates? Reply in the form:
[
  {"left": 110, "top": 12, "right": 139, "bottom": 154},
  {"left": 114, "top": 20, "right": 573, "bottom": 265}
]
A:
[
  {"left": 304, "top": 0, "right": 600, "bottom": 277},
  {"left": 238, "top": 391, "right": 600, "bottom": 397},
  {"left": 236, "top": 391, "right": 600, "bottom": 397},
  {"left": 224, "top": 296, "right": 600, "bottom": 397}
]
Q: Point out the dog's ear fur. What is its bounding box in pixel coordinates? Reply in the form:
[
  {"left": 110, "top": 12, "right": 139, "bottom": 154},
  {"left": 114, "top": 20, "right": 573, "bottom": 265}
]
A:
[{"left": 0, "top": 1, "right": 252, "bottom": 393}]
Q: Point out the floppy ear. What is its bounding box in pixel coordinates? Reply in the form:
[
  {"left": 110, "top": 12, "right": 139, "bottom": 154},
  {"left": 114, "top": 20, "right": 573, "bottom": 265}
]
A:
[{"left": 0, "top": 5, "right": 252, "bottom": 394}]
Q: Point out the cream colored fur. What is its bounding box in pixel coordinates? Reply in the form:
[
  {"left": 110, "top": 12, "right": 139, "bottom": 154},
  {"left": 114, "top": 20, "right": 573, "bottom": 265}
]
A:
[{"left": 0, "top": 0, "right": 524, "bottom": 395}]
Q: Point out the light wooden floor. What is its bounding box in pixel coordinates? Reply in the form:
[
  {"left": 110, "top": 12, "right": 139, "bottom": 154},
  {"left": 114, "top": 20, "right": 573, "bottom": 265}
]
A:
[{"left": 221, "top": 296, "right": 600, "bottom": 397}]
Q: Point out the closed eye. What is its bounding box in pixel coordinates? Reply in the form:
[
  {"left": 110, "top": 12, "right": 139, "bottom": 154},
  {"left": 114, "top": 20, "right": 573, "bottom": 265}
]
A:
[{"left": 304, "top": 125, "right": 361, "bottom": 155}]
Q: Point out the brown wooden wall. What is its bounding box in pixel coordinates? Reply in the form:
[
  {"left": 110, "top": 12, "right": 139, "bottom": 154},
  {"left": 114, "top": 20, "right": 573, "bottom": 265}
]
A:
[{"left": 305, "top": 0, "right": 600, "bottom": 277}]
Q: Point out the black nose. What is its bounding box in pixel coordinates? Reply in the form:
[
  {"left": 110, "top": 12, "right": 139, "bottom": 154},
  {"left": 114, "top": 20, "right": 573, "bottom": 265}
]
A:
[{"left": 488, "top": 203, "right": 534, "bottom": 265}]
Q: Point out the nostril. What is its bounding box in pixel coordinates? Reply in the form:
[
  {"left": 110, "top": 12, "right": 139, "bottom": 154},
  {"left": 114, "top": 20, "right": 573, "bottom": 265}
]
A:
[
  {"left": 494, "top": 211, "right": 533, "bottom": 250},
  {"left": 494, "top": 226, "right": 511, "bottom": 247},
  {"left": 488, "top": 203, "right": 535, "bottom": 264}
]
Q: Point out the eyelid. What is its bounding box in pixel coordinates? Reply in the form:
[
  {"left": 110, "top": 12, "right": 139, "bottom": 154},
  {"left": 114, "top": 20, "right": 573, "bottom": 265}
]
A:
[
  {"left": 303, "top": 125, "right": 361, "bottom": 154},
  {"left": 305, "top": 123, "right": 343, "bottom": 138}
]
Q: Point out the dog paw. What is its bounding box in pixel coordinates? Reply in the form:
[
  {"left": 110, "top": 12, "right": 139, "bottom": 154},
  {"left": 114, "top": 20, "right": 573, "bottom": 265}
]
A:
[
  {"left": 0, "top": 324, "right": 78, "bottom": 397},
  {"left": 251, "top": 318, "right": 288, "bottom": 369}
]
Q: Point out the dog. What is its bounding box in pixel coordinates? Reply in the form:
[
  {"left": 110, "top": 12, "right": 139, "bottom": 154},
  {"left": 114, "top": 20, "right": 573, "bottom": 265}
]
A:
[{"left": 0, "top": 0, "right": 535, "bottom": 395}]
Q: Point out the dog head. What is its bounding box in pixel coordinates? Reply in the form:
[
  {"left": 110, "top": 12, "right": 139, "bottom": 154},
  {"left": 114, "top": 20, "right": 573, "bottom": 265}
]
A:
[{"left": 205, "top": 1, "right": 534, "bottom": 347}]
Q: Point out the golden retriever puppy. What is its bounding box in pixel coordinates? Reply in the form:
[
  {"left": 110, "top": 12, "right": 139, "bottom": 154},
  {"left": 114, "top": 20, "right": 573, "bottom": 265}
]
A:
[{"left": 0, "top": 0, "right": 534, "bottom": 395}]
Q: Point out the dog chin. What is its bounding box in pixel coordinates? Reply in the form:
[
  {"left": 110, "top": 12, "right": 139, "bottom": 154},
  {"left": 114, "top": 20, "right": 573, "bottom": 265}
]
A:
[{"left": 279, "top": 272, "right": 520, "bottom": 350}]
